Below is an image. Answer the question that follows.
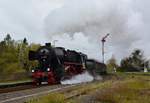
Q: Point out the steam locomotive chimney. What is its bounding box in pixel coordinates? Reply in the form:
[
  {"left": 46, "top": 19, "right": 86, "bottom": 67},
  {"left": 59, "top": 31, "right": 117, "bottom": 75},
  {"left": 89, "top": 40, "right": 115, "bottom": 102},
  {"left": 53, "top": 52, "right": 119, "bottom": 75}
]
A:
[{"left": 45, "top": 43, "right": 51, "bottom": 47}]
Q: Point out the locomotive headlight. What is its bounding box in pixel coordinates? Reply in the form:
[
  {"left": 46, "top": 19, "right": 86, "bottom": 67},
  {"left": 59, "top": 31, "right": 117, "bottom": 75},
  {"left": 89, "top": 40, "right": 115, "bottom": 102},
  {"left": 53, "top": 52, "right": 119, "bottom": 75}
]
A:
[
  {"left": 31, "top": 70, "right": 35, "bottom": 73},
  {"left": 47, "top": 68, "right": 50, "bottom": 71}
]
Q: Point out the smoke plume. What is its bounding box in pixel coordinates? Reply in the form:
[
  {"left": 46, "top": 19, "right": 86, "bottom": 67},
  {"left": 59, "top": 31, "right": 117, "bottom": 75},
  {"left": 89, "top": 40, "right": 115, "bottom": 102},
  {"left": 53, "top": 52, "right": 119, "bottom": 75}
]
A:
[{"left": 45, "top": 0, "right": 144, "bottom": 60}]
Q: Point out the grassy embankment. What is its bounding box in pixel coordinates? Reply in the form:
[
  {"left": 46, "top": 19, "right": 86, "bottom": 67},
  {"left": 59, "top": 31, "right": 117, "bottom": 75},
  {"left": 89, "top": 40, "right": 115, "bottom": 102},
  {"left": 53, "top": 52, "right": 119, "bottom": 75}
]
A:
[
  {"left": 27, "top": 72, "right": 150, "bottom": 103},
  {"left": 0, "top": 72, "right": 31, "bottom": 83},
  {"left": 95, "top": 74, "right": 150, "bottom": 103}
]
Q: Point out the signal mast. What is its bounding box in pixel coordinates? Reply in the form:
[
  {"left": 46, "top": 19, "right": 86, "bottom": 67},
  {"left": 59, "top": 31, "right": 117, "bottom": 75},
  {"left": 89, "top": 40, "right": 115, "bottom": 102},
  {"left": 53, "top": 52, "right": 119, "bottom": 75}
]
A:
[{"left": 101, "top": 33, "right": 110, "bottom": 63}]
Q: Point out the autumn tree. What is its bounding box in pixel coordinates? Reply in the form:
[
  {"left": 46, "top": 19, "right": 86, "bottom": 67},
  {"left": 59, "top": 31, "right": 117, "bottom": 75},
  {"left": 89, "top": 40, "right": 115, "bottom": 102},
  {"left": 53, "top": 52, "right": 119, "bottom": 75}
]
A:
[{"left": 107, "top": 55, "right": 118, "bottom": 72}]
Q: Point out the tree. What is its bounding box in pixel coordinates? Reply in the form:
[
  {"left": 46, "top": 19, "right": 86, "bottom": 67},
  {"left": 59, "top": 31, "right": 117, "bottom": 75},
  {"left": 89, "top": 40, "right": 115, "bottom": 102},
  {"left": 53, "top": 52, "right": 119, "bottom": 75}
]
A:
[
  {"left": 23, "top": 38, "right": 28, "bottom": 46},
  {"left": 0, "top": 34, "right": 40, "bottom": 78},
  {"left": 4, "top": 34, "right": 12, "bottom": 46},
  {"left": 0, "top": 41, "right": 6, "bottom": 53},
  {"left": 18, "top": 38, "right": 29, "bottom": 72},
  {"left": 4, "top": 34, "right": 11, "bottom": 42},
  {"left": 120, "top": 49, "right": 148, "bottom": 72},
  {"left": 0, "top": 34, "right": 23, "bottom": 74},
  {"left": 107, "top": 55, "right": 118, "bottom": 72}
]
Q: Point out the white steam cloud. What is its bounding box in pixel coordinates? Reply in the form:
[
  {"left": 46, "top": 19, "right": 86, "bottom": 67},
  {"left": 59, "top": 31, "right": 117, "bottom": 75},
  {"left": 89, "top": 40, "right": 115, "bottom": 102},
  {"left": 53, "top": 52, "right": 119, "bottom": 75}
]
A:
[
  {"left": 61, "top": 72, "right": 94, "bottom": 85},
  {"left": 45, "top": 0, "right": 143, "bottom": 61}
]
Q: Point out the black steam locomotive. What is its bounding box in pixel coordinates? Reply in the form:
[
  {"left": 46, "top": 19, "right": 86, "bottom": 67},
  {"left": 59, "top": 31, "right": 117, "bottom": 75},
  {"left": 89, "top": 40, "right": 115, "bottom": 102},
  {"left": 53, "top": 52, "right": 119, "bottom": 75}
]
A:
[{"left": 29, "top": 43, "right": 106, "bottom": 85}]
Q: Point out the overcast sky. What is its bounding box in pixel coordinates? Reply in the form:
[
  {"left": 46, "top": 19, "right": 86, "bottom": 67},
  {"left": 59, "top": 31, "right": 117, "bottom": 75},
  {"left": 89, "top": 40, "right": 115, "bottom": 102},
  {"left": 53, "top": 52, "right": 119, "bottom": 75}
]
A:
[{"left": 0, "top": 0, "right": 150, "bottom": 62}]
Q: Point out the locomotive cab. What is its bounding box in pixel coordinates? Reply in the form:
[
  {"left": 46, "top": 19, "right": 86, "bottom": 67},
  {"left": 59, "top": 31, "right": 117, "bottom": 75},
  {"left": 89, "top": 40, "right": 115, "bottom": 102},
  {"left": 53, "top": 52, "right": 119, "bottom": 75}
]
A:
[{"left": 54, "top": 47, "right": 66, "bottom": 64}]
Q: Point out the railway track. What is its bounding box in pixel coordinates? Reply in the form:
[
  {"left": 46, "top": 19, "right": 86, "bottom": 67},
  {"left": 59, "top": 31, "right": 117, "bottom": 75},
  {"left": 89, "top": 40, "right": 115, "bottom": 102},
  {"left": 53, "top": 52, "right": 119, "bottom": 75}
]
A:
[
  {"left": 0, "top": 81, "right": 33, "bottom": 93},
  {"left": 0, "top": 84, "right": 78, "bottom": 103},
  {"left": 0, "top": 75, "right": 115, "bottom": 103},
  {"left": 0, "top": 81, "right": 95, "bottom": 103}
]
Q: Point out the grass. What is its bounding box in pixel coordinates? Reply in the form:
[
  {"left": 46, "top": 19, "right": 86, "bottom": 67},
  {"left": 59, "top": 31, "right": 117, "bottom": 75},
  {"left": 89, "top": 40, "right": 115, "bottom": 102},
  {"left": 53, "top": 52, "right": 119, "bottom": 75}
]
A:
[
  {"left": 26, "top": 93, "right": 66, "bottom": 103},
  {"left": 95, "top": 76, "right": 150, "bottom": 103},
  {"left": 0, "top": 72, "right": 31, "bottom": 83},
  {"left": 26, "top": 81, "right": 114, "bottom": 103}
]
